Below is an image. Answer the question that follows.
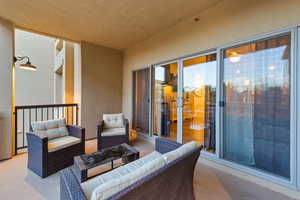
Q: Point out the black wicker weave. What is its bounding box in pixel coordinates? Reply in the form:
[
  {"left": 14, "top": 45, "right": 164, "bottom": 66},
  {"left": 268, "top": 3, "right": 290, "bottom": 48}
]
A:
[
  {"left": 60, "top": 137, "right": 202, "bottom": 200},
  {"left": 27, "top": 125, "right": 85, "bottom": 178},
  {"left": 97, "top": 119, "right": 129, "bottom": 151}
]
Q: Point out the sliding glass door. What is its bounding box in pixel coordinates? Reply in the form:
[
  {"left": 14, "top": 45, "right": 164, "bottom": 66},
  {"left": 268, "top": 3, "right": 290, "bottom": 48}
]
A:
[
  {"left": 182, "top": 53, "right": 217, "bottom": 153},
  {"left": 152, "top": 62, "right": 178, "bottom": 142},
  {"left": 147, "top": 29, "right": 297, "bottom": 186},
  {"left": 221, "top": 34, "right": 291, "bottom": 178}
]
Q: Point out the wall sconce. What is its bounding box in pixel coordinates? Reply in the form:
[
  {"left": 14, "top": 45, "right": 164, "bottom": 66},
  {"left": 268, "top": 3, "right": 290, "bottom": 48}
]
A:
[{"left": 14, "top": 56, "right": 37, "bottom": 71}]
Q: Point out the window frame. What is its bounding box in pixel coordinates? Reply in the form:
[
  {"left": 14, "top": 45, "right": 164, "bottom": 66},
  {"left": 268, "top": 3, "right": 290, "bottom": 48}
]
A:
[
  {"left": 179, "top": 51, "right": 218, "bottom": 158},
  {"left": 217, "top": 28, "right": 297, "bottom": 188}
]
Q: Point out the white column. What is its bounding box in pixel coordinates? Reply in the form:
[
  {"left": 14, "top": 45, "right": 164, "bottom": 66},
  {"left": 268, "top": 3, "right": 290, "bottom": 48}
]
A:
[{"left": 0, "top": 18, "right": 14, "bottom": 160}]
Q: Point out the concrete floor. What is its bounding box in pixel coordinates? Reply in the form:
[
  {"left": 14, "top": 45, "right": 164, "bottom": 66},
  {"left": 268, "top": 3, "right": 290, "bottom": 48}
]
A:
[{"left": 0, "top": 137, "right": 295, "bottom": 200}]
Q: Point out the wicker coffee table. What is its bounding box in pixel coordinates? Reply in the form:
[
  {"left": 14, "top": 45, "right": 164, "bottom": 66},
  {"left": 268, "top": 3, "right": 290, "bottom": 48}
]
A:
[{"left": 73, "top": 143, "right": 139, "bottom": 183}]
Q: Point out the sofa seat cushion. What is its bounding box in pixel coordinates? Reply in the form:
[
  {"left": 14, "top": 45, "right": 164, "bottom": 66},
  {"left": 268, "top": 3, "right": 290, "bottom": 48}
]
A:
[
  {"left": 81, "top": 151, "right": 162, "bottom": 199},
  {"left": 162, "top": 141, "right": 198, "bottom": 163},
  {"left": 81, "top": 164, "right": 130, "bottom": 200},
  {"left": 32, "top": 119, "right": 69, "bottom": 140},
  {"left": 103, "top": 113, "right": 124, "bottom": 129},
  {"left": 101, "top": 128, "right": 126, "bottom": 137},
  {"left": 90, "top": 157, "right": 166, "bottom": 200},
  {"left": 48, "top": 136, "right": 81, "bottom": 152}
]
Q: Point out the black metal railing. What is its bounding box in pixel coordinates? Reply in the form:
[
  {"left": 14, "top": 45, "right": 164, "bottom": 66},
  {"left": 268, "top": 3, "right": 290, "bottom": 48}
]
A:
[{"left": 14, "top": 103, "right": 78, "bottom": 154}]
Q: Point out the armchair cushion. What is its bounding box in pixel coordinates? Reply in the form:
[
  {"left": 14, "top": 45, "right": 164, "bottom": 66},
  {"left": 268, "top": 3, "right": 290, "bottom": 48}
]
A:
[
  {"left": 103, "top": 113, "right": 124, "bottom": 129},
  {"left": 101, "top": 128, "right": 126, "bottom": 137},
  {"left": 32, "top": 119, "right": 69, "bottom": 140},
  {"left": 48, "top": 136, "right": 81, "bottom": 152}
]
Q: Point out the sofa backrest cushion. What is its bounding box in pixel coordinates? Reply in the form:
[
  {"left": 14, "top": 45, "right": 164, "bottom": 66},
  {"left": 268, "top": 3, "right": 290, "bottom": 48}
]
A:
[
  {"left": 31, "top": 119, "right": 69, "bottom": 140},
  {"left": 81, "top": 151, "right": 163, "bottom": 200},
  {"left": 103, "top": 113, "right": 124, "bottom": 129},
  {"left": 162, "top": 141, "right": 198, "bottom": 164},
  {"left": 90, "top": 156, "right": 166, "bottom": 200}
]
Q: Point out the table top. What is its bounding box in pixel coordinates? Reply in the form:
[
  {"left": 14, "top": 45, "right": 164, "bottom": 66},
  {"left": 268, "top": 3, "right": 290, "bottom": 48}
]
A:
[{"left": 74, "top": 143, "right": 139, "bottom": 170}]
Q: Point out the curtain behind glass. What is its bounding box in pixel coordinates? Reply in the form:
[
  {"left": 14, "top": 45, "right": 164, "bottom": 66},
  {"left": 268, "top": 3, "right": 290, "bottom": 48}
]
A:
[{"left": 223, "top": 34, "right": 290, "bottom": 178}]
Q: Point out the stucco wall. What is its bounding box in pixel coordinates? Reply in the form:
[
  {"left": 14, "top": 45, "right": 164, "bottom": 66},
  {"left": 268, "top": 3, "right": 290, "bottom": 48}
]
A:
[
  {"left": 122, "top": 0, "right": 300, "bottom": 120},
  {"left": 15, "top": 29, "right": 55, "bottom": 105},
  {"left": 64, "top": 42, "right": 75, "bottom": 104},
  {"left": 81, "top": 42, "right": 123, "bottom": 139},
  {"left": 74, "top": 43, "right": 82, "bottom": 125},
  {"left": 0, "top": 18, "right": 14, "bottom": 160}
]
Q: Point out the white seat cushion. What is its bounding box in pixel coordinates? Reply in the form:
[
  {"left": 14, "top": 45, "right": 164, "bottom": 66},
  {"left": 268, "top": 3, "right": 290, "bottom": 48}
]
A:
[
  {"left": 81, "top": 151, "right": 162, "bottom": 199},
  {"left": 31, "top": 119, "right": 69, "bottom": 140},
  {"left": 48, "top": 136, "right": 81, "bottom": 152},
  {"left": 101, "top": 128, "right": 126, "bottom": 137},
  {"left": 103, "top": 113, "right": 124, "bottom": 129},
  {"left": 90, "top": 157, "right": 166, "bottom": 200},
  {"left": 81, "top": 165, "right": 129, "bottom": 200},
  {"left": 162, "top": 141, "right": 198, "bottom": 163}
]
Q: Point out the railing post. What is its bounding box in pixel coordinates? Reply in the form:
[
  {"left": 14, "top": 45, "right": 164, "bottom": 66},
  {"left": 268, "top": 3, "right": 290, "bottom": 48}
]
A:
[
  {"left": 14, "top": 109, "right": 18, "bottom": 155},
  {"left": 76, "top": 105, "right": 79, "bottom": 125}
]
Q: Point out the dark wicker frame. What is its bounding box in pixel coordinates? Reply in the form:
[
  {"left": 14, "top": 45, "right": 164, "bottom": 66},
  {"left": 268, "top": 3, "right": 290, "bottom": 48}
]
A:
[
  {"left": 27, "top": 125, "right": 85, "bottom": 178},
  {"left": 60, "top": 138, "right": 202, "bottom": 200},
  {"left": 97, "top": 118, "right": 129, "bottom": 151}
]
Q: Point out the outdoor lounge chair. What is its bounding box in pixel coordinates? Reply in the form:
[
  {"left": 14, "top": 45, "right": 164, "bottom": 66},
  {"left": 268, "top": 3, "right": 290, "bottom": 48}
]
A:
[
  {"left": 97, "top": 113, "right": 129, "bottom": 150},
  {"left": 27, "top": 119, "right": 85, "bottom": 178}
]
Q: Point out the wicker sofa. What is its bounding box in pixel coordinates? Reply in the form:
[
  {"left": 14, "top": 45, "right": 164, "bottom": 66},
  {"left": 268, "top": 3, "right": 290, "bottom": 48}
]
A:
[
  {"left": 27, "top": 119, "right": 85, "bottom": 178},
  {"left": 97, "top": 113, "right": 129, "bottom": 151},
  {"left": 60, "top": 138, "right": 202, "bottom": 200}
]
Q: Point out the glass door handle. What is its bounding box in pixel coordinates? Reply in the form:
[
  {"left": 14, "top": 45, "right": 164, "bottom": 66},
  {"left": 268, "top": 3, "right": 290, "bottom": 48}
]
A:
[{"left": 219, "top": 101, "right": 226, "bottom": 107}]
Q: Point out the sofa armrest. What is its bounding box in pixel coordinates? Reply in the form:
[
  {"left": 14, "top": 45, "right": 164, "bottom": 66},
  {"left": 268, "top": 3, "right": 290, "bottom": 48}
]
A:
[
  {"left": 26, "top": 132, "right": 48, "bottom": 177},
  {"left": 124, "top": 118, "right": 129, "bottom": 136},
  {"left": 27, "top": 132, "right": 48, "bottom": 146},
  {"left": 155, "top": 138, "right": 182, "bottom": 154},
  {"left": 97, "top": 120, "right": 105, "bottom": 136},
  {"left": 67, "top": 125, "right": 85, "bottom": 140},
  {"left": 60, "top": 167, "right": 87, "bottom": 200}
]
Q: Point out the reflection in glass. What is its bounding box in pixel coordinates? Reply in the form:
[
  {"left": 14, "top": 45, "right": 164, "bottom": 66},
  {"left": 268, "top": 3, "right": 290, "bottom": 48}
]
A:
[
  {"left": 152, "top": 63, "right": 178, "bottom": 141},
  {"left": 183, "top": 54, "right": 217, "bottom": 153},
  {"left": 223, "top": 34, "right": 291, "bottom": 178},
  {"left": 132, "top": 69, "right": 150, "bottom": 135}
]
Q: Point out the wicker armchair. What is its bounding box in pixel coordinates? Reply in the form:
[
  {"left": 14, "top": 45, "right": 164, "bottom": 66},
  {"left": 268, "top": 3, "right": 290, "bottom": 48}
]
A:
[
  {"left": 97, "top": 113, "right": 129, "bottom": 151},
  {"left": 27, "top": 119, "right": 85, "bottom": 178}
]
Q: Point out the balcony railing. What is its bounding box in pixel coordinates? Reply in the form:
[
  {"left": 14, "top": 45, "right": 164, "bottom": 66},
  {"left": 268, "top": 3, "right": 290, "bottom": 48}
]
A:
[{"left": 13, "top": 103, "right": 78, "bottom": 155}]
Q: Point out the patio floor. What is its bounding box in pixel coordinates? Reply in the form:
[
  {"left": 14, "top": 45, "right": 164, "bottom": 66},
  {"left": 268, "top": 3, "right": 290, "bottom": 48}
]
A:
[{"left": 0, "top": 137, "right": 294, "bottom": 200}]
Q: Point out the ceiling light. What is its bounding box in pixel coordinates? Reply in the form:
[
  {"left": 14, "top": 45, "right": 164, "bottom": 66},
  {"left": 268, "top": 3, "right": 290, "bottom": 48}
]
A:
[{"left": 229, "top": 52, "right": 241, "bottom": 63}]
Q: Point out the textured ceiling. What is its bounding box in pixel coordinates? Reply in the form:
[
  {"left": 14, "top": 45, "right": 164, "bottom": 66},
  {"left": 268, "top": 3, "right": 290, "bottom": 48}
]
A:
[{"left": 0, "top": 0, "right": 222, "bottom": 49}]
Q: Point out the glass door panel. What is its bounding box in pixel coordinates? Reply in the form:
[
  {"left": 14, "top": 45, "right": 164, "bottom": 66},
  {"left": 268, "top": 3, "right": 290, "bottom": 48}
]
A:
[
  {"left": 222, "top": 34, "right": 291, "bottom": 178},
  {"left": 152, "top": 62, "right": 178, "bottom": 141},
  {"left": 182, "top": 53, "right": 217, "bottom": 153}
]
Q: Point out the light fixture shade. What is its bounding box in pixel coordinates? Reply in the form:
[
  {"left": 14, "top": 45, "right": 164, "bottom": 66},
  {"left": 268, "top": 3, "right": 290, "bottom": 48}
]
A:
[
  {"left": 229, "top": 52, "right": 241, "bottom": 63},
  {"left": 18, "top": 61, "right": 37, "bottom": 71}
]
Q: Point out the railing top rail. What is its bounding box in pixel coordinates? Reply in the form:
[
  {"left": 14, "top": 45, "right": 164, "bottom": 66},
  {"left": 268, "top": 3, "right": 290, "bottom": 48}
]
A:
[{"left": 15, "top": 103, "right": 78, "bottom": 110}]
